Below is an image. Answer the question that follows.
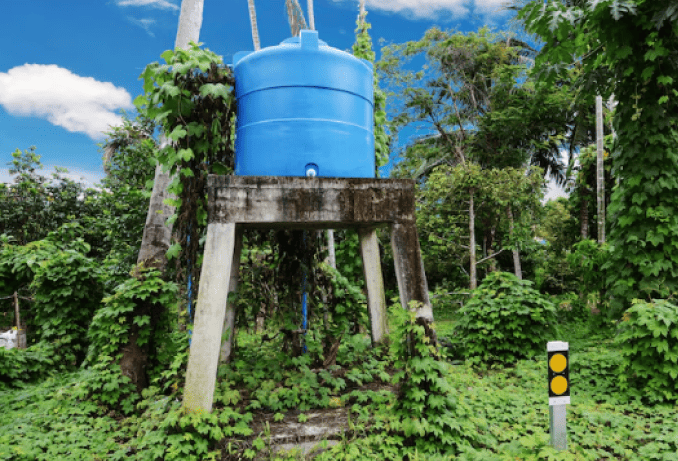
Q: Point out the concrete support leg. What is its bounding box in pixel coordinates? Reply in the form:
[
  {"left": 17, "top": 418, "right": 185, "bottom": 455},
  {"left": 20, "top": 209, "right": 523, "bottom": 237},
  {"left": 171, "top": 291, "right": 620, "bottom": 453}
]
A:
[
  {"left": 220, "top": 226, "right": 243, "bottom": 364},
  {"left": 391, "top": 222, "right": 434, "bottom": 322},
  {"left": 183, "top": 223, "right": 237, "bottom": 413},
  {"left": 358, "top": 228, "right": 388, "bottom": 345}
]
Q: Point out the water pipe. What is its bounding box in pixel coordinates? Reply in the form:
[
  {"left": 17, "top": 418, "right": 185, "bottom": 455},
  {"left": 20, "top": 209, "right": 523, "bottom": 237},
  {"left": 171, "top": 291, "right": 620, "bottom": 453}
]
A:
[
  {"left": 301, "top": 164, "right": 318, "bottom": 353},
  {"left": 302, "top": 233, "right": 308, "bottom": 353},
  {"left": 187, "top": 230, "right": 192, "bottom": 346}
]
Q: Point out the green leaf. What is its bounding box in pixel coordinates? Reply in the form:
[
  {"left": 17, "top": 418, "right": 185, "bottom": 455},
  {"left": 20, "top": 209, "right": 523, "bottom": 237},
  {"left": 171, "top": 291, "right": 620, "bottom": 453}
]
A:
[{"left": 166, "top": 243, "right": 181, "bottom": 261}]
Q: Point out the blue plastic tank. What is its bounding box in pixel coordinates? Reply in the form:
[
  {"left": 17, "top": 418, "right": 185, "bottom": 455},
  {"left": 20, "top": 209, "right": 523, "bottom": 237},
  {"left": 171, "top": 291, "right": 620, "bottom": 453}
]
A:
[{"left": 233, "top": 30, "right": 374, "bottom": 178}]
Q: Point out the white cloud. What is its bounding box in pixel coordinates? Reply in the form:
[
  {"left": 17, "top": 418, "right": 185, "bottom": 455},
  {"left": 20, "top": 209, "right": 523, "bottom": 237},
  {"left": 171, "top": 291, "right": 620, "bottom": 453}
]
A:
[
  {"left": 115, "top": 0, "right": 179, "bottom": 10},
  {"left": 0, "top": 64, "right": 133, "bottom": 140},
  {"left": 0, "top": 166, "right": 104, "bottom": 190},
  {"left": 0, "top": 168, "right": 11, "bottom": 185},
  {"left": 473, "top": 0, "right": 511, "bottom": 18},
  {"left": 339, "top": 0, "right": 470, "bottom": 19},
  {"left": 331, "top": 0, "right": 510, "bottom": 20},
  {"left": 47, "top": 167, "right": 105, "bottom": 189},
  {"left": 128, "top": 17, "right": 157, "bottom": 36}
]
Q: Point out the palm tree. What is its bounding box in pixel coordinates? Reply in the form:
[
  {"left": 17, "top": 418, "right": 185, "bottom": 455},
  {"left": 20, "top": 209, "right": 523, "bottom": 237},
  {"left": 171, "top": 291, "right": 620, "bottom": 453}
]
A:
[
  {"left": 286, "top": 0, "right": 307, "bottom": 36},
  {"left": 307, "top": 0, "right": 315, "bottom": 30},
  {"left": 248, "top": 0, "right": 261, "bottom": 50}
]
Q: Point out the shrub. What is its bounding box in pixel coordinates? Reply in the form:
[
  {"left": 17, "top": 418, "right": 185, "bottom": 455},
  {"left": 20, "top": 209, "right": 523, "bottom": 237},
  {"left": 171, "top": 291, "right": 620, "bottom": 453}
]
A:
[
  {"left": 617, "top": 299, "right": 678, "bottom": 403},
  {"left": 31, "top": 244, "right": 103, "bottom": 365},
  {"left": 453, "top": 271, "right": 558, "bottom": 365}
]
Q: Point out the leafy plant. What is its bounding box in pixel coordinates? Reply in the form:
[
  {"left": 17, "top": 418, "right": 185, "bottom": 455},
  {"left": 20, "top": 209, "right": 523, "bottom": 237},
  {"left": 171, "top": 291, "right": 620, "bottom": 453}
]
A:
[
  {"left": 135, "top": 42, "right": 236, "bottom": 310},
  {"left": 453, "top": 271, "right": 558, "bottom": 365},
  {"left": 30, "top": 241, "right": 103, "bottom": 365},
  {"left": 617, "top": 298, "right": 678, "bottom": 403},
  {"left": 568, "top": 240, "right": 609, "bottom": 299},
  {"left": 0, "top": 341, "right": 58, "bottom": 389},
  {"left": 389, "top": 304, "right": 479, "bottom": 457},
  {"left": 82, "top": 266, "right": 179, "bottom": 414}
]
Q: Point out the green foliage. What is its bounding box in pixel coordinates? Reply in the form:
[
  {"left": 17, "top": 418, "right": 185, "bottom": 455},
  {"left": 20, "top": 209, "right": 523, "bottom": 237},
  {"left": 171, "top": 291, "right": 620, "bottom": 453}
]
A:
[
  {"left": 565, "top": 137, "right": 615, "bottom": 244},
  {"left": 0, "top": 371, "right": 123, "bottom": 460},
  {"left": 381, "top": 26, "right": 572, "bottom": 183},
  {"left": 0, "top": 147, "right": 104, "bottom": 251},
  {"left": 617, "top": 299, "right": 678, "bottom": 403},
  {"left": 127, "top": 401, "right": 228, "bottom": 461},
  {"left": 82, "top": 266, "right": 179, "bottom": 413},
  {"left": 352, "top": 11, "right": 390, "bottom": 171},
  {"left": 453, "top": 272, "right": 558, "bottom": 365},
  {"left": 533, "top": 198, "right": 579, "bottom": 295},
  {"left": 30, "top": 243, "right": 103, "bottom": 364},
  {"left": 418, "top": 164, "right": 544, "bottom": 286},
  {"left": 3, "top": 317, "right": 678, "bottom": 459},
  {"left": 568, "top": 239, "right": 609, "bottom": 305},
  {"left": 389, "top": 304, "right": 479, "bottom": 456},
  {"left": 519, "top": 0, "right": 678, "bottom": 315},
  {"left": 135, "top": 42, "right": 236, "bottom": 307},
  {"left": 0, "top": 234, "right": 102, "bottom": 387},
  {"left": 318, "top": 261, "right": 368, "bottom": 342},
  {"left": 97, "top": 114, "right": 158, "bottom": 272},
  {"left": 0, "top": 342, "right": 58, "bottom": 389}
]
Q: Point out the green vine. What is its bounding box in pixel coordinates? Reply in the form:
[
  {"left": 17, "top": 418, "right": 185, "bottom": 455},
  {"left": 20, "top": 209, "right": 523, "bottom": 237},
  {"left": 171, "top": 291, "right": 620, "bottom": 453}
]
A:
[
  {"left": 134, "top": 42, "right": 236, "bottom": 320},
  {"left": 352, "top": 11, "right": 390, "bottom": 172}
]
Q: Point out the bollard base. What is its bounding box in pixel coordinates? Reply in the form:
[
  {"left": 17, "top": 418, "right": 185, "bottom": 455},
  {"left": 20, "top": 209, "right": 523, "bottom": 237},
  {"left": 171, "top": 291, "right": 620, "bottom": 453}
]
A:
[{"left": 549, "top": 404, "right": 567, "bottom": 450}]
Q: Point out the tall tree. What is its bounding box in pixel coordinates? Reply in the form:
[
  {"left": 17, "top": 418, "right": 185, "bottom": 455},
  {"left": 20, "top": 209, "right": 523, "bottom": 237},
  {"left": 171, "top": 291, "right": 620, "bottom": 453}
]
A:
[{"left": 381, "top": 27, "right": 568, "bottom": 288}]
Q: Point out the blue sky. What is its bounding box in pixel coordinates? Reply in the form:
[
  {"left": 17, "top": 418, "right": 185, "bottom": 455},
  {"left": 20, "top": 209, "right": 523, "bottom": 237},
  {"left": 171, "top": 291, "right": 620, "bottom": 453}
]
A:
[{"left": 1, "top": 0, "right": 536, "bottom": 190}]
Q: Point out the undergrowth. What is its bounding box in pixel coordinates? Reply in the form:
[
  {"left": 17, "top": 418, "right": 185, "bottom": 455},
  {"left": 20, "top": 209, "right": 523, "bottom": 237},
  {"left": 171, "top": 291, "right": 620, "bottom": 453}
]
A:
[{"left": 2, "top": 314, "right": 678, "bottom": 460}]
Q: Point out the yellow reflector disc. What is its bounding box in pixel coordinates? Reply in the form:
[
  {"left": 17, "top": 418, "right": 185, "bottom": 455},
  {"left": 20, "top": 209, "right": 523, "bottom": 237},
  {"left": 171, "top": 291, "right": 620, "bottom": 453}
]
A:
[
  {"left": 551, "top": 375, "right": 568, "bottom": 395},
  {"left": 550, "top": 353, "right": 567, "bottom": 373}
]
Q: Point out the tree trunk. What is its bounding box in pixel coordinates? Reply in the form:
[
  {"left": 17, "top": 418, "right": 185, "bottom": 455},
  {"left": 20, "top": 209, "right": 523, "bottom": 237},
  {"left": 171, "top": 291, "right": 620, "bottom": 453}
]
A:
[
  {"left": 469, "top": 189, "right": 477, "bottom": 290},
  {"left": 596, "top": 95, "right": 606, "bottom": 244},
  {"left": 580, "top": 192, "right": 589, "bottom": 240},
  {"left": 124, "top": 0, "right": 204, "bottom": 394},
  {"left": 13, "top": 291, "right": 20, "bottom": 330},
  {"left": 136, "top": 163, "right": 175, "bottom": 271},
  {"left": 507, "top": 205, "right": 522, "bottom": 280},
  {"left": 307, "top": 0, "right": 315, "bottom": 30},
  {"left": 248, "top": 0, "right": 261, "bottom": 51},
  {"left": 489, "top": 226, "right": 497, "bottom": 272}
]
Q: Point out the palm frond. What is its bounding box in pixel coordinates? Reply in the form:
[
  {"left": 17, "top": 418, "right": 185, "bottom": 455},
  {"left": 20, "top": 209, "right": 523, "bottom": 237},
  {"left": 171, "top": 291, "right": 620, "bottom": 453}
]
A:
[{"left": 285, "top": 0, "right": 307, "bottom": 37}]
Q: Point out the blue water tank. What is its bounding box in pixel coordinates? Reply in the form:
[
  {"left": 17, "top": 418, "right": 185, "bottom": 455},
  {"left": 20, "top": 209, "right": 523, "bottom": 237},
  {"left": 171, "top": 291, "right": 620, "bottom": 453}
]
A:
[{"left": 233, "top": 30, "right": 374, "bottom": 178}]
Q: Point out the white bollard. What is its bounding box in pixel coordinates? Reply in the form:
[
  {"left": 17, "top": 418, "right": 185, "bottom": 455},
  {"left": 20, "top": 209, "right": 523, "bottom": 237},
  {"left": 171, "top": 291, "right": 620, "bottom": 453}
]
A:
[{"left": 547, "top": 341, "right": 570, "bottom": 450}]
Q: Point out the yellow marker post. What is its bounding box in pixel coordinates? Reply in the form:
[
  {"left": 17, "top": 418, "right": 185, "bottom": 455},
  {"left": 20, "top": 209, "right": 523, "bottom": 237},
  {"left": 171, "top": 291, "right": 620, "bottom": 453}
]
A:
[{"left": 547, "top": 341, "right": 569, "bottom": 450}]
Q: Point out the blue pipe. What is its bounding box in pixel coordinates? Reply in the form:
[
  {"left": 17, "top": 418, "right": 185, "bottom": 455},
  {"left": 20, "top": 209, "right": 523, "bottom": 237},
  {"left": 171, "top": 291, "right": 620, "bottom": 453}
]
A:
[
  {"left": 187, "top": 231, "right": 192, "bottom": 346},
  {"left": 302, "top": 230, "right": 308, "bottom": 353}
]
